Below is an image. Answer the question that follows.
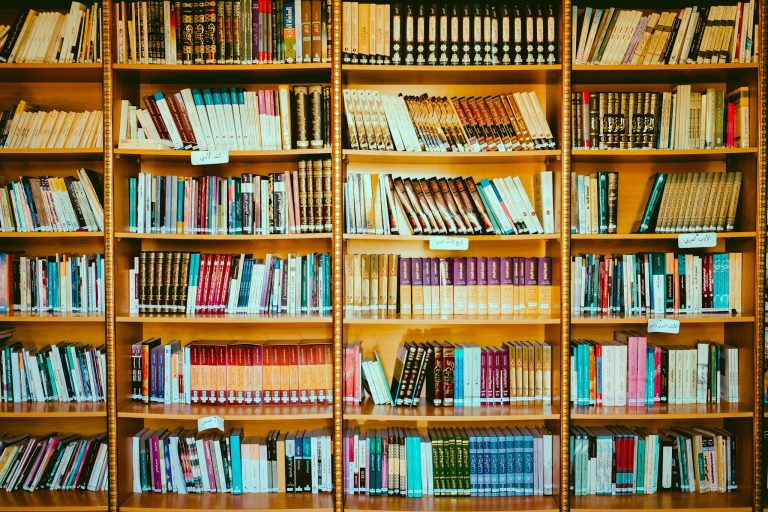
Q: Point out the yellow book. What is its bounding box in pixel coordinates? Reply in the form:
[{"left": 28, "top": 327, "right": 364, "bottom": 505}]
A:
[
  {"left": 352, "top": 254, "right": 362, "bottom": 312},
  {"left": 344, "top": 254, "right": 354, "bottom": 314},
  {"left": 524, "top": 258, "right": 539, "bottom": 315},
  {"left": 358, "top": 2, "right": 370, "bottom": 57},
  {"left": 369, "top": 253, "right": 379, "bottom": 312},
  {"left": 534, "top": 342, "right": 543, "bottom": 405},
  {"left": 466, "top": 257, "right": 478, "bottom": 315},
  {"left": 399, "top": 255, "right": 412, "bottom": 314},
  {"left": 500, "top": 257, "right": 514, "bottom": 314},
  {"left": 377, "top": 254, "right": 388, "bottom": 313},
  {"left": 388, "top": 254, "right": 399, "bottom": 313},
  {"left": 422, "top": 257, "right": 432, "bottom": 315},
  {"left": 439, "top": 258, "right": 454, "bottom": 315},
  {"left": 361, "top": 254, "right": 371, "bottom": 310},
  {"left": 542, "top": 342, "right": 552, "bottom": 405}
]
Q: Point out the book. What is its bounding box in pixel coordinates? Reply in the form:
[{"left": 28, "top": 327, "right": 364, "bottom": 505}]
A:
[
  {"left": 0, "top": 101, "right": 103, "bottom": 149},
  {"left": 127, "top": 159, "right": 331, "bottom": 234},
  {"left": 132, "top": 427, "right": 333, "bottom": 494},
  {"left": 130, "top": 339, "right": 332, "bottom": 405},
  {"left": 128, "top": 251, "right": 332, "bottom": 316},
  {"left": 343, "top": 89, "right": 556, "bottom": 152},
  {"left": 0, "top": 2, "right": 102, "bottom": 64},
  {"left": 571, "top": 171, "right": 618, "bottom": 234},
  {"left": 570, "top": 251, "right": 743, "bottom": 316},
  {"left": 343, "top": 426, "right": 554, "bottom": 496},
  {"left": 118, "top": 85, "right": 331, "bottom": 151}
]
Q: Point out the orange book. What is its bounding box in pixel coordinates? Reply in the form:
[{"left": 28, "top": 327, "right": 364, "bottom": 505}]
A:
[
  {"left": 279, "top": 345, "right": 291, "bottom": 404},
  {"left": 288, "top": 344, "right": 300, "bottom": 403}
]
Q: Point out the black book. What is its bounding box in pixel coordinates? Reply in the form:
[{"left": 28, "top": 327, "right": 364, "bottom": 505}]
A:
[
  {"left": 471, "top": 3, "right": 483, "bottom": 64},
  {"left": 416, "top": 2, "right": 427, "bottom": 64},
  {"left": 661, "top": 12, "right": 682, "bottom": 64},
  {"left": 499, "top": 3, "right": 511, "bottom": 64},
  {"left": 524, "top": 4, "right": 535, "bottom": 64},
  {"left": 489, "top": 3, "right": 498, "bottom": 64},
  {"left": 482, "top": 3, "right": 493, "bottom": 64},
  {"left": 535, "top": 4, "right": 546, "bottom": 63},
  {"left": 391, "top": 2, "right": 403, "bottom": 64},
  {"left": 546, "top": 3, "right": 557, "bottom": 64},
  {"left": 0, "top": 11, "right": 32, "bottom": 63},
  {"left": 438, "top": 2, "right": 449, "bottom": 64},
  {"left": 449, "top": 1, "right": 461, "bottom": 64},
  {"left": 427, "top": 2, "right": 439, "bottom": 64},
  {"left": 512, "top": 4, "right": 524, "bottom": 64},
  {"left": 404, "top": 2, "right": 416, "bottom": 64},
  {"left": 75, "top": 436, "right": 104, "bottom": 490},
  {"left": 460, "top": 3, "right": 472, "bottom": 64}
]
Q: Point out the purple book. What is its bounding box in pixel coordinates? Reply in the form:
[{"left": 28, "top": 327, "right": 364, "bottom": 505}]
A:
[
  {"left": 477, "top": 256, "right": 488, "bottom": 313},
  {"left": 252, "top": 2, "right": 260, "bottom": 63},
  {"left": 488, "top": 258, "right": 500, "bottom": 285},
  {"left": 487, "top": 257, "right": 501, "bottom": 313},
  {"left": 411, "top": 257, "right": 423, "bottom": 313},
  {"left": 400, "top": 257, "right": 411, "bottom": 285},
  {"left": 501, "top": 257, "right": 514, "bottom": 313},
  {"left": 538, "top": 256, "right": 552, "bottom": 313},
  {"left": 431, "top": 257, "right": 440, "bottom": 286},
  {"left": 150, "top": 432, "right": 161, "bottom": 492}
]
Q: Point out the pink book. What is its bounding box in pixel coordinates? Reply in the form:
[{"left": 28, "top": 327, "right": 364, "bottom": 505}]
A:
[
  {"left": 202, "top": 437, "right": 217, "bottom": 492},
  {"left": 626, "top": 334, "right": 638, "bottom": 406},
  {"left": 480, "top": 348, "right": 487, "bottom": 405},
  {"left": 621, "top": 15, "right": 650, "bottom": 64},
  {"left": 595, "top": 344, "right": 603, "bottom": 407},
  {"left": 381, "top": 433, "right": 388, "bottom": 493},
  {"left": 150, "top": 432, "right": 162, "bottom": 492},
  {"left": 500, "top": 348, "right": 510, "bottom": 404},
  {"left": 637, "top": 334, "right": 647, "bottom": 406},
  {"left": 654, "top": 346, "right": 662, "bottom": 404},
  {"left": 493, "top": 347, "right": 502, "bottom": 404}
]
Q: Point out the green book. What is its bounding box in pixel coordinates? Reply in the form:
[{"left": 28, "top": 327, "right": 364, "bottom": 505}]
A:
[{"left": 638, "top": 173, "right": 667, "bottom": 233}]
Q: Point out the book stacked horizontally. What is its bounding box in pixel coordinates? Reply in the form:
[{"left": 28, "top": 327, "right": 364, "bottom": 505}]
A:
[
  {"left": 0, "top": 101, "right": 103, "bottom": 149},
  {"left": 344, "top": 90, "right": 556, "bottom": 152},
  {"left": 345, "top": 171, "right": 555, "bottom": 235},
  {"left": 118, "top": 85, "right": 330, "bottom": 151},
  {"left": 131, "top": 339, "right": 333, "bottom": 405}
]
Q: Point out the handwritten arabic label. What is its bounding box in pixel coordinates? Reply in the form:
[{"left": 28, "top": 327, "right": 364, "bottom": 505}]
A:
[
  {"left": 191, "top": 150, "right": 229, "bottom": 165},
  {"left": 197, "top": 415, "right": 224, "bottom": 432},
  {"left": 648, "top": 318, "right": 680, "bottom": 334},
  {"left": 429, "top": 236, "right": 469, "bottom": 251},
  {"left": 678, "top": 232, "right": 717, "bottom": 248}
]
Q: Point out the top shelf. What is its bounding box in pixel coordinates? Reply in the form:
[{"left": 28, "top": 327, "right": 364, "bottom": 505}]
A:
[
  {"left": 0, "top": 63, "right": 103, "bottom": 83},
  {"left": 111, "top": 63, "right": 331, "bottom": 83},
  {"left": 572, "top": 62, "right": 759, "bottom": 84},
  {"left": 342, "top": 64, "right": 562, "bottom": 85}
]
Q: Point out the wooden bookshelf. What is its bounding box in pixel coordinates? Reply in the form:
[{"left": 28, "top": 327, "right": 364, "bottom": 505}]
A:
[
  {"left": 345, "top": 400, "right": 560, "bottom": 422},
  {"left": 0, "top": 491, "right": 108, "bottom": 511},
  {"left": 119, "top": 493, "right": 334, "bottom": 512},
  {"left": 344, "top": 496, "right": 560, "bottom": 512}
]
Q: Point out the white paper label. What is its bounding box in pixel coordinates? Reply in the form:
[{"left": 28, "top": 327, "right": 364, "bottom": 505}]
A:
[
  {"left": 429, "top": 236, "right": 469, "bottom": 251},
  {"left": 678, "top": 232, "right": 717, "bottom": 248},
  {"left": 191, "top": 150, "right": 229, "bottom": 165},
  {"left": 648, "top": 318, "right": 680, "bottom": 334},
  {"left": 197, "top": 415, "right": 224, "bottom": 432}
]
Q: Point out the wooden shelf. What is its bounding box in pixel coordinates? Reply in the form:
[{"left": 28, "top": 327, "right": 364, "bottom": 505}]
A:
[
  {"left": 344, "top": 495, "right": 559, "bottom": 512},
  {"left": 0, "top": 401, "right": 106, "bottom": 418},
  {"left": 570, "top": 492, "right": 752, "bottom": 512},
  {"left": 0, "top": 63, "right": 103, "bottom": 83},
  {"left": 116, "top": 313, "right": 332, "bottom": 324},
  {"left": 570, "top": 314, "right": 754, "bottom": 324},
  {"left": 571, "top": 401, "right": 753, "bottom": 420},
  {"left": 344, "top": 149, "right": 561, "bottom": 164},
  {"left": 118, "top": 402, "right": 333, "bottom": 420},
  {"left": 114, "top": 148, "right": 330, "bottom": 162},
  {"left": 0, "top": 231, "right": 104, "bottom": 239},
  {"left": 344, "top": 314, "right": 560, "bottom": 325},
  {"left": 116, "top": 232, "right": 331, "bottom": 241},
  {"left": 571, "top": 148, "right": 757, "bottom": 162},
  {"left": 119, "top": 492, "right": 334, "bottom": 512},
  {"left": 0, "top": 312, "right": 105, "bottom": 323},
  {"left": 344, "top": 234, "right": 560, "bottom": 242},
  {"left": 0, "top": 149, "right": 103, "bottom": 161},
  {"left": 571, "top": 231, "right": 756, "bottom": 240},
  {"left": 572, "top": 62, "right": 758, "bottom": 83},
  {"left": 0, "top": 491, "right": 107, "bottom": 511},
  {"left": 346, "top": 400, "right": 559, "bottom": 422},
  {"left": 343, "top": 64, "right": 561, "bottom": 84},
  {"left": 112, "top": 62, "right": 331, "bottom": 82}
]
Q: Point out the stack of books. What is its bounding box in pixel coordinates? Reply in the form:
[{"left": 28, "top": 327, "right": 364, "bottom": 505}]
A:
[
  {"left": 128, "top": 251, "right": 332, "bottom": 316},
  {"left": 573, "top": 3, "right": 760, "bottom": 65},
  {"left": 0, "top": 2, "right": 102, "bottom": 64},
  {"left": 118, "top": 85, "right": 330, "bottom": 151},
  {"left": 131, "top": 339, "right": 333, "bottom": 405},
  {"left": 131, "top": 427, "right": 334, "bottom": 494},
  {"left": 571, "top": 171, "right": 619, "bottom": 234},
  {"left": 128, "top": 160, "right": 332, "bottom": 235},
  {"left": 571, "top": 335, "right": 739, "bottom": 407},
  {"left": 0, "top": 101, "right": 103, "bottom": 149},
  {"left": 0, "top": 170, "right": 104, "bottom": 233},
  {"left": 342, "top": 1, "right": 558, "bottom": 65},
  {"left": 115, "top": 0, "right": 331, "bottom": 65},
  {"left": 571, "top": 426, "right": 736, "bottom": 495},
  {"left": 570, "top": 252, "right": 743, "bottom": 316},
  {"left": 344, "top": 426, "right": 554, "bottom": 497},
  {"left": 0, "top": 253, "right": 105, "bottom": 314},
  {"left": 344, "top": 171, "right": 555, "bottom": 235},
  {"left": 343, "top": 90, "right": 556, "bottom": 152}
]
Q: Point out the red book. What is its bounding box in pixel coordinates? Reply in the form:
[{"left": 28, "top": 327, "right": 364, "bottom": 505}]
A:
[
  {"left": 500, "top": 348, "right": 509, "bottom": 404},
  {"left": 727, "top": 102, "right": 735, "bottom": 147},
  {"left": 262, "top": 345, "right": 274, "bottom": 404},
  {"left": 595, "top": 343, "right": 603, "bottom": 406},
  {"left": 226, "top": 344, "right": 236, "bottom": 404},
  {"left": 216, "top": 344, "right": 227, "bottom": 404},
  {"left": 324, "top": 344, "right": 333, "bottom": 403},
  {"left": 194, "top": 254, "right": 210, "bottom": 313},
  {"left": 493, "top": 347, "right": 502, "bottom": 404},
  {"left": 190, "top": 344, "right": 200, "bottom": 403},
  {"left": 309, "top": 344, "right": 319, "bottom": 404},
  {"left": 480, "top": 348, "right": 487, "bottom": 405},
  {"left": 253, "top": 345, "right": 263, "bottom": 404},
  {"left": 288, "top": 344, "right": 299, "bottom": 403},
  {"left": 219, "top": 254, "right": 234, "bottom": 313}
]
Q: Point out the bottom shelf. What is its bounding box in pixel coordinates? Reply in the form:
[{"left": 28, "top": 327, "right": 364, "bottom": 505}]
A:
[
  {"left": 119, "top": 493, "right": 334, "bottom": 512},
  {"left": 570, "top": 492, "right": 752, "bottom": 512},
  {"left": 0, "top": 491, "right": 107, "bottom": 511},
  {"left": 344, "top": 495, "right": 559, "bottom": 512}
]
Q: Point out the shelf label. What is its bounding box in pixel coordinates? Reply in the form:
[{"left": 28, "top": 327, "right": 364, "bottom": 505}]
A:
[
  {"left": 191, "top": 150, "right": 229, "bottom": 165},
  {"left": 678, "top": 232, "right": 717, "bottom": 248},
  {"left": 429, "top": 236, "right": 469, "bottom": 251},
  {"left": 197, "top": 415, "right": 224, "bottom": 432},
  {"left": 648, "top": 318, "right": 680, "bottom": 334}
]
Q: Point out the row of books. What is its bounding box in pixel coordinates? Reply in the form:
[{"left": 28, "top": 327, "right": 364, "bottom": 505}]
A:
[
  {"left": 639, "top": 171, "right": 743, "bottom": 233},
  {"left": 0, "top": 253, "right": 105, "bottom": 314},
  {"left": 342, "top": 2, "right": 558, "bottom": 65},
  {"left": 345, "top": 340, "right": 553, "bottom": 407},
  {"left": 132, "top": 427, "right": 333, "bottom": 494},
  {"left": 571, "top": 86, "right": 750, "bottom": 150},
  {"left": 571, "top": 172, "right": 618, "bottom": 234},
  {"left": 0, "top": 170, "right": 104, "bottom": 233},
  {"left": 0, "top": 432, "right": 108, "bottom": 492},
  {"left": 118, "top": 85, "right": 330, "bottom": 151},
  {"left": 128, "top": 160, "right": 331, "bottom": 235},
  {"left": 115, "top": 0, "right": 331, "bottom": 65},
  {"left": 344, "top": 171, "right": 555, "bottom": 236},
  {"left": 570, "top": 426, "right": 736, "bottom": 495},
  {"left": 570, "top": 336, "right": 739, "bottom": 407},
  {"left": 570, "top": 252, "right": 743, "bottom": 316},
  {"left": 573, "top": 3, "right": 759, "bottom": 65},
  {"left": 344, "top": 427, "right": 553, "bottom": 497},
  {"left": 131, "top": 339, "right": 333, "bottom": 405},
  {"left": 129, "top": 251, "right": 332, "bottom": 316},
  {"left": 0, "top": 102, "right": 103, "bottom": 149},
  {"left": 0, "top": 2, "right": 102, "bottom": 64},
  {"left": 1, "top": 339, "right": 106, "bottom": 403},
  {"left": 343, "top": 89, "right": 556, "bottom": 152}
]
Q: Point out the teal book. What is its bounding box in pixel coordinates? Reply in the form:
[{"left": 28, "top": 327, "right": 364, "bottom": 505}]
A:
[
  {"left": 638, "top": 173, "right": 667, "bottom": 233},
  {"left": 475, "top": 182, "right": 504, "bottom": 234},
  {"left": 129, "top": 177, "right": 137, "bottom": 232},
  {"left": 230, "top": 428, "right": 243, "bottom": 494}
]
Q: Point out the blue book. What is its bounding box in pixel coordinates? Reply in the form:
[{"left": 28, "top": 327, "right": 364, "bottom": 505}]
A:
[
  {"left": 129, "top": 178, "right": 137, "bottom": 231},
  {"left": 302, "top": 434, "right": 311, "bottom": 491},
  {"left": 163, "top": 435, "right": 173, "bottom": 491},
  {"left": 521, "top": 428, "right": 534, "bottom": 496},
  {"left": 468, "top": 429, "right": 478, "bottom": 496},
  {"left": 230, "top": 428, "right": 243, "bottom": 494},
  {"left": 595, "top": 344, "right": 602, "bottom": 404},
  {"left": 454, "top": 345, "right": 464, "bottom": 407},
  {"left": 677, "top": 254, "right": 687, "bottom": 312},
  {"left": 502, "top": 428, "right": 513, "bottom": 496},
  {"left": 647, "top": 348, "right": 655, "bottom": 405},
  {"left": 295, "top": 431, "right": 303, "bottom": 490},
  {"left": 176, "top": 177, "right": 184, "bottom": 232},
  {"left": 512, "top": 428, "right": 523, "bottom": 496},
  {"left": 636, "top": 437, "right": 646, "bottom": 494},
  {"left": 489, "top": 430, "right": 500, "bottom": 496}
]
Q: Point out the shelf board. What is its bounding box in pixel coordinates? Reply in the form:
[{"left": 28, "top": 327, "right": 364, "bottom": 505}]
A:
[
  {"left": 570, "top": 314, "right": 754, "bottom": 324},
  {"left": 112, "top": 62, "right": 331, "bottom": 82},
  {"left": 116, "top": 313, "right": 332, "bottom": 324},
  {"left": 344, "top": 149, "right": 561, "bottom": 164},
  {"left": 114, "top": 148, "right": 330, "bottom": 162},
  {"left": 570, "top": 492, "right": 752, "bottom": 512},
  {"left": 571, "top": 401, "right": 753, "bottom": 420},
  {"left": 572, "top": 62, "right": 758, "bottom": 83},
  {"left": 344, "top": 234, "right": 560, "bottom": 242},
  {"left": 118, "top": 402, "right": 333, "bottom": 420},
  {"left": 571, "top": 232, "right": 756, "bottom": 240},
  {"left": 120, "top": 492, "right": 334, "bottom": 512},
  {"left": 0, "top": 401, "right": 106, "bottom": 418},
  {"left": 571, "top": 148, "right": 757, "bottom": 162},
  {"left": 116, "top": 232, "right": 331, "bottom": 241},
  {"left": 0, "top": 63, "right": 103, "bottom": 83},
  {"left": 346, "top": 400, "right": 559, "bottom": 422},
  {"left": 343, "top": 64, "right": 561, "bottom": 84},
  {"left": 0, "top": 491, "right": 108, "bottom": 511},
  {"left": 344, "top": 495, "right": 559, "bottom": 512},
  {"left": 0, "top": 312, "right": 105, "bottom": 323},
  {"left": 0, "top": 231, "right": 104, "bottom": 239},
  {"left": 344, "top": 314, "right": 560, "bottom": 325},
  {"left": 0, "top": 149, "right": 103, "bottom": 161}
]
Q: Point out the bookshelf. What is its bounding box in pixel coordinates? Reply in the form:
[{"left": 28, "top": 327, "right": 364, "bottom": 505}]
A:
[{"left": 0, "top": 0, "right": 763, "bottom": 511}]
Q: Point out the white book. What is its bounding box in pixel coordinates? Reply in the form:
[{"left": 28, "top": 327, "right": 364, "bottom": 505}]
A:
[{"left": 131, "top": 430, "right": 146, "bottom": 492}]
